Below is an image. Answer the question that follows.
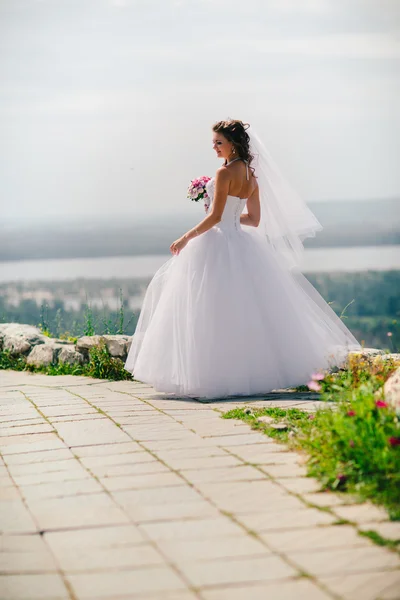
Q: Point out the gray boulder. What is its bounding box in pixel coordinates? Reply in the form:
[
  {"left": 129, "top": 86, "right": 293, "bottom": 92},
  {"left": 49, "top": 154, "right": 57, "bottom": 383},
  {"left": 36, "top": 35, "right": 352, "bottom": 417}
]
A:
[
  {"left": 102, "top": 335, "right": 130, "bottom": 359},
  {"left": 75, "top": 335, "right": 104, "bottom": 359},
  {"left": 348, "top": 348, "right": 386, "bottom": 359},
  {"left": 26, "top": 345, "right": 56, "bottom": 367},
  {"left": 3, "top": 336, "right": 32, "bottom": 356},
  {"left": 0, "top": 323, "right": 47, "bottom": 350},
  {"left": 58, "top": 346, "right": 84, "bottom": 366},
  {"left": 75, "top": 334, "right": 130, "bottom": 360}
]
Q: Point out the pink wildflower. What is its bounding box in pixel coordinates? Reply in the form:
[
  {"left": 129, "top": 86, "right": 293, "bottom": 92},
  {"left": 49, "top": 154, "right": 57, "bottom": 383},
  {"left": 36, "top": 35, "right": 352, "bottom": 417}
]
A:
[
  {"left": 387, "top": 332, "right": 393, "bottom": 337},
  {"left": 337, "top": 473, "right": 347, "bottom": 483},
  {"left": 346, "top": 410, "right": 356, "bottom": 417},
  {"left": 311, "top": 372, "right": 325, "bottom": 381},
  {"left": 375, "top": 400, "right": 388, "bottom": 409},
  {"left": 308, "top": 414, "right": 315, "bottom": 420},
  {"left": 307, "top": 380, "right": 321, "bottom": 392}
]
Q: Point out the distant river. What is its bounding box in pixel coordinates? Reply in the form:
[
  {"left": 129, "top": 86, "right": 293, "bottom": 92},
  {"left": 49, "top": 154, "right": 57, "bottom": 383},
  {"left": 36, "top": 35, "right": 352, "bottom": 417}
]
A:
[{"left": 1, "top": 246, "right": 399, "bottom": 283}]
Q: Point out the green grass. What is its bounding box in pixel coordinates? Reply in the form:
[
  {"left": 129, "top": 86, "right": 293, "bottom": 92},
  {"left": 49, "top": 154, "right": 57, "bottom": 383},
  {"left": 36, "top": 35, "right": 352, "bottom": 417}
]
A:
[
  {"left": 223, "top": 353, "right": 400, "bottom": 519},
  {"left": 224, "top": 406, "right": 311, "bottom": 444}
]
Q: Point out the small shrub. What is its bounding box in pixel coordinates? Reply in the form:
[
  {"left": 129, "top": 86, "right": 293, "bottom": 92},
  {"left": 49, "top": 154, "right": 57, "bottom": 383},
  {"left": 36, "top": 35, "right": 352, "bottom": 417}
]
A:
[
  {"left": 84, "top": 339, "right": 132, "bottom": 381},
  {"left": 224, "top": 353, "right": 400, "bottom": 519},
  {"left": 299, "top": 386, "right": 400, "bottom": 518},
  {"left": 0, "top": 348, "right": 28, "bottom": 371}
]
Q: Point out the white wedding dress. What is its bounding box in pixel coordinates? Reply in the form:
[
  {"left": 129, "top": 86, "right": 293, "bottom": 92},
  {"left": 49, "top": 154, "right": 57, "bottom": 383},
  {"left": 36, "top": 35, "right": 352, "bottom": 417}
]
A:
[{"left": 124, "top": 160, "right": 361, "bottom": 399}]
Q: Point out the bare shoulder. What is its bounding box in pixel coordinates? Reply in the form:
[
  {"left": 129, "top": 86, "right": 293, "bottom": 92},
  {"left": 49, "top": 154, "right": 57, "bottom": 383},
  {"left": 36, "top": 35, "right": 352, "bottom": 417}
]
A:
[{"left": 215, "top": 166, "right": 230, "bottom": 181}]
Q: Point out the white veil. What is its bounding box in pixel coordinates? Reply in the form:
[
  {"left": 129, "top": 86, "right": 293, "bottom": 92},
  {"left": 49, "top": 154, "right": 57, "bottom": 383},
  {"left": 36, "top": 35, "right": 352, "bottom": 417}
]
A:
[
  {"left": 244, "top": 124, "right": 361, "bottom": 361},
  {"left": 248, "top": 126, "right": 323, "bottom": 271}
]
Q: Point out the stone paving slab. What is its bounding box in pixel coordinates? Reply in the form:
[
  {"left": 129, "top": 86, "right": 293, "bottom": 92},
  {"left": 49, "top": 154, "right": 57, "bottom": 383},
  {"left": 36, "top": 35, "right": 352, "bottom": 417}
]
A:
[{"left": 0, "top": 370, "right": 399, "bottom": 600}]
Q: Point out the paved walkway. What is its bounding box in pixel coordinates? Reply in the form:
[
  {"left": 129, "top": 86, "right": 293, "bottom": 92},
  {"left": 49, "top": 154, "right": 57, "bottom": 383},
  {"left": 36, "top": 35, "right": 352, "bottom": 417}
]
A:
[{"left": 1, "top": 370, "right": 399, "bottom": 600}]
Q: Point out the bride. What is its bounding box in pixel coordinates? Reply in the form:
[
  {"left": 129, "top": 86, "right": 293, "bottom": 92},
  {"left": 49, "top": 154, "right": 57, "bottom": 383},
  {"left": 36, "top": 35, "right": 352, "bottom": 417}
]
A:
[{"left": 124, "top": 119, "right": 361, "bottom": 399}]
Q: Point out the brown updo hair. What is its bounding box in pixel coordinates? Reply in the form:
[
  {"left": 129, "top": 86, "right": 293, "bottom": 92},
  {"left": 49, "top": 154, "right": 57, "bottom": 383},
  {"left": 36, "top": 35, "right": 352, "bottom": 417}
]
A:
[{"left": 212, "top": 118, "right": 256, "bottom": 178}]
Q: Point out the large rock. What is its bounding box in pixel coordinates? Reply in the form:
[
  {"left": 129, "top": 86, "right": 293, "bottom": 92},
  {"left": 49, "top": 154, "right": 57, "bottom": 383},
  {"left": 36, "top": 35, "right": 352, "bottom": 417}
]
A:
[
  {"left": 346, "top": 349, "right": 400, "bottom": 370},
  {"left": 3, "top": 336, "right": 32, "bottom": 356},
  {"left": 58, "top": 346, "right": 84, "bottom": 366},
  {"left": 0, "top": 323, "right": 47, "bottom": 350},
  {"left": 348, "top": 348, "right": 386, "bottom": 359},
  {"left": 102, "top": 335, "right": 130, "bottom": 359},
  {"left": 75, "top": 334, "right": 130, "bottom": 360},
  {"left": 383, "top": 367, "right": 400, "bottom": 410},
  {"left": 26, "top": 345, "right": 56, "bottom": 367},
  {"left": 381, "top": 353, "right": 400, "bottom": 363},
  {"left": 75, "top": 335, "right": 104, "bottom": 359}
]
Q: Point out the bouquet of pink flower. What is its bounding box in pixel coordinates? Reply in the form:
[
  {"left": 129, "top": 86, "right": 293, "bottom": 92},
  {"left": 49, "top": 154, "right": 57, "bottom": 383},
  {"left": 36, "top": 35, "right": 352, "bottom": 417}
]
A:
[{"left": 187, "top": 176, "right": 211, "bottom": 210}]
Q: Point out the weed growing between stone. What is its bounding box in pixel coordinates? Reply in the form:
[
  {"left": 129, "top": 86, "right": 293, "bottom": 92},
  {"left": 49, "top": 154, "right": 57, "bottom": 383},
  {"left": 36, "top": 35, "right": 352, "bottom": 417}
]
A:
[{"left": 223, "top": 354, "right": 400, "bottom": 519}]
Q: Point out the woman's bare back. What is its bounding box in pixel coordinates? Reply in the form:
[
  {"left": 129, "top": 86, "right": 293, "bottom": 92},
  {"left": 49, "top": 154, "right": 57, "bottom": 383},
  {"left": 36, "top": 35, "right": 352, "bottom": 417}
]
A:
[{"left": 223, "top": 159, "right": 257, "bottom": 199}]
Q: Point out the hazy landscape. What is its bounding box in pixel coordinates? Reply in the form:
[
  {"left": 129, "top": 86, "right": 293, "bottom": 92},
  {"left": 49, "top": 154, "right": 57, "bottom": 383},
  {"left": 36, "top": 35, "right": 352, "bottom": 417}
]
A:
[{"left": 2, "top": 198, "right": 399, "bottom": 261}]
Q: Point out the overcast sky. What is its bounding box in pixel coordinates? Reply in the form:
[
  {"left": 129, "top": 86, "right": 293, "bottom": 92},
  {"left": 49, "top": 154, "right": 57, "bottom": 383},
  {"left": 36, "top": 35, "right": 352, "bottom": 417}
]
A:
[{"left": 1, "top": 0, "right": 399, "bottom": 224}]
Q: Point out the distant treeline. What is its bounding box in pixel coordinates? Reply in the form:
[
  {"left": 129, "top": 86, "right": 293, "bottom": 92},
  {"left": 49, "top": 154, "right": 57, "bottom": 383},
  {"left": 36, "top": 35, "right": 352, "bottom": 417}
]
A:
[
  {"left": 305, "top": 271, "right": 399, "bottom": 350},
  {"left": 1, "top": 198, "right": 399, "bottom": 261},
  {"left": 1, "top": 270, "right": 399, "bottom": 351}
]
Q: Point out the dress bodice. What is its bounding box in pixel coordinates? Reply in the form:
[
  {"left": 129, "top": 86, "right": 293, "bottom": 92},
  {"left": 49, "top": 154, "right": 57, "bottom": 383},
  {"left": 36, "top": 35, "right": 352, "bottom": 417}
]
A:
[{"left": 205, "top": 177, "right": 247, "bottom": 233}]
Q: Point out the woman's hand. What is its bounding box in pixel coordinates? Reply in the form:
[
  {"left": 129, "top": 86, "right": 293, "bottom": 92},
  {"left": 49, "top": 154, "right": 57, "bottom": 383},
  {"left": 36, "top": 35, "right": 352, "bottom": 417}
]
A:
[{"left": 170, "top": 235, "right": 189, "bottom": 255}]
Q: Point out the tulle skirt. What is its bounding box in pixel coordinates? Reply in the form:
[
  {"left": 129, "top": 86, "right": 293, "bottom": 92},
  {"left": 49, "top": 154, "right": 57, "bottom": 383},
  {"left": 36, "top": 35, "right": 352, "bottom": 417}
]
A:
[{"left": 124, "top": 224, "right": 361, "bottom": 399}]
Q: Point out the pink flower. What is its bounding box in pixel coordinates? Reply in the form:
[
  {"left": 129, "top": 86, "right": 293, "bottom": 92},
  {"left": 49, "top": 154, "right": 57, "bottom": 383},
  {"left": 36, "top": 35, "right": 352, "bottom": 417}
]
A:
[
  {"left": 307, "top": 380, "right": 321, "bottom": 392},
  {"left": 308, "top": 414, "right": 315, "bottom": 420},
  {"left": 375, "top": 400, "right": 388, "bottom": 409},
  {"left": 337, "top": 473, "right": 347, "bottom": 483},
  {"left": 388, "top": 437, "right": 400, "bottom": 447},
  {"left": 387, "top": 332, "right": 393, "bottom": 337},
  {"left": 346, "top": 410, "right": 356, "bottom": 417},
  {"left": 311, "top": 372, "right": 325, "bottom": 381}
]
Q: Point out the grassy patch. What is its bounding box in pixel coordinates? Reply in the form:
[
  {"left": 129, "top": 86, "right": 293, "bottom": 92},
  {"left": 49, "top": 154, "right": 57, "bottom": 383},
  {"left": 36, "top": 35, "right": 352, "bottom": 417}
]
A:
[
  {"left": 223, "top": 354, "right": 400, "bottom": 519},
  {"left": 224, "top": 406, "right": 312, "bottom": 445}
]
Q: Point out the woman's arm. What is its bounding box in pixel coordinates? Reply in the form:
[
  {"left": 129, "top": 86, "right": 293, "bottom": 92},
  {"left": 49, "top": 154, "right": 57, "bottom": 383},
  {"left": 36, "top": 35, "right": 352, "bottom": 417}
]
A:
[
  {"left": 240, "top": 183, "right": 260, "bottom": 227},
  {"left": 170, "top": 168, "right": 230, "bottom": 255}
]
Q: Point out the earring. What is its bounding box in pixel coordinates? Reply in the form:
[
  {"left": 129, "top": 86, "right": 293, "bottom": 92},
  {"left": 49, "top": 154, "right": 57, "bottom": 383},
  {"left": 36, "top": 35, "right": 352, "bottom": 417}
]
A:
[{"left": 232, "top": 147, "right": 236, "bottom": 154}]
